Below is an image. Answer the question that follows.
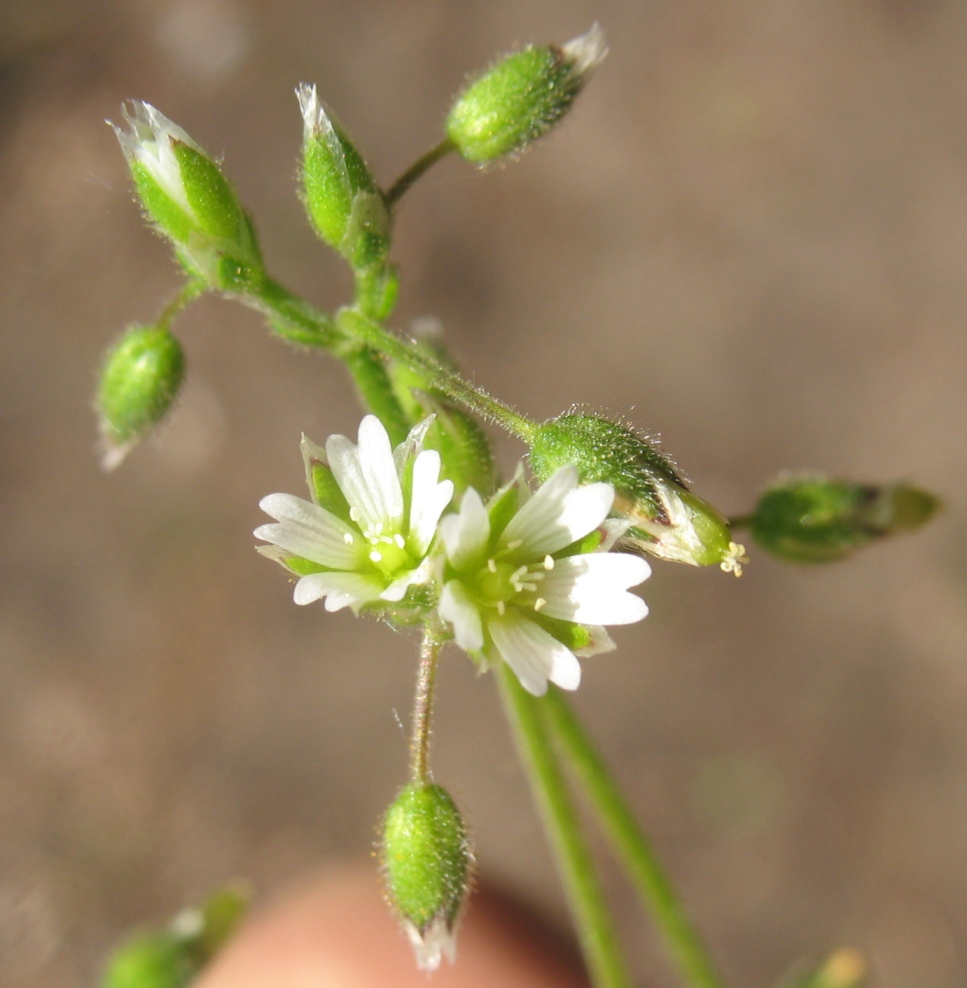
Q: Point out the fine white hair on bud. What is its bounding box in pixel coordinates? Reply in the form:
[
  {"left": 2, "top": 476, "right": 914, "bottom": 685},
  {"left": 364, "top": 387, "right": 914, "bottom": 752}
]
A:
[{"left": 561, "top": 22, "right": 608, "bottom": 78}]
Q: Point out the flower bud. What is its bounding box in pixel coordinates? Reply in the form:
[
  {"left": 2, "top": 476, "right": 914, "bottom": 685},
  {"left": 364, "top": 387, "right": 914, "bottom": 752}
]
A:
[
  {"left": 530, "top": 412, "right": 746, "bottom": 572},
  {"left": 97, "top": 324, "right": 185, "bottom": 470},
  {"left": 381, "top": 782, "right": 472, "bottom": 971},
  {"left": 445, "top": 24, "right": 607, "bottom": 164},
  {"left": 786, "top": 948, "right": 867, "bottom": 988},
  {"left": 750, "top": 475, "right": 940, "bottom": 564},
  {"left": 297, "top": 84, "right": 391, "bottom": 269},
  {"left": 112, "top": 102, "right": 262, "bottom": 286},
  {"left": 100, "top": 885, "right": 248, "bottom": 988}
]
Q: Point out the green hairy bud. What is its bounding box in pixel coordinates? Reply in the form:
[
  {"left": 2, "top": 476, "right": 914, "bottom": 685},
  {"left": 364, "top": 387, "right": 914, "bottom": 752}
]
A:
[
  {"left": 112, "top": 102, "right": 262, "bottom": 287},
  {"left": 530, "top": 411, "right": 746, "bottom": 572},
  {"left": 101, "top": 886, "right": 248, "bottom": 988},
  {"left": 97, "top": 324, "right": 185, "bottom": 470},
  {"left": 750, "top": 475, "right": 940, "bottom": 564},
  {"left": 446, "top": 24, "right": 607, "bottom": 164},
  {"left": 381, "top": 782, "right": 472, "bottom": 971},
  {"left": 297, "top": 84, "right": 390, "bottom": 269}
]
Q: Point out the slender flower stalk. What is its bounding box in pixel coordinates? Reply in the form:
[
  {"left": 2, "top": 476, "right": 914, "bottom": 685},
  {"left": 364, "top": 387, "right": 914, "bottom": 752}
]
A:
[
  {"left": 542, "top": 687, "right": 727, "bottom": 988},
  {"left": 498, "top": 665, "right": 633, "bottom": 988},
  {"left": 410, "top": 630, "right": 442, "bottom": 784}
]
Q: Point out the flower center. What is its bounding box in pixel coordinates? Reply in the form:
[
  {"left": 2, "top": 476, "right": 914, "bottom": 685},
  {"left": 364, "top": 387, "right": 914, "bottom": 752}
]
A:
[
  {"left": 365, "top": 531, "right": 414, "bottom": 578},
  {"left": 473, "top": 558, "right": 547, "bottom": 613}
]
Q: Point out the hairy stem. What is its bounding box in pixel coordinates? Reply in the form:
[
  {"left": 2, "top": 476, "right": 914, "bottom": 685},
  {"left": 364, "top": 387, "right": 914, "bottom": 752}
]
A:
[
  {"left": 410, "top": 632, "right": 441, "bottom": 784},
  {"left": 385, "top": 140, "right": 456, "bottom": 208}
]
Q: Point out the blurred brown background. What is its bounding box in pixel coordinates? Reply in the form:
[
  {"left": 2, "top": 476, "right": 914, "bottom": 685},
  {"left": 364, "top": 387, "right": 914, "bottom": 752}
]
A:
[{"left": 2, "top": 1, "right": 966, "bottom": 986}]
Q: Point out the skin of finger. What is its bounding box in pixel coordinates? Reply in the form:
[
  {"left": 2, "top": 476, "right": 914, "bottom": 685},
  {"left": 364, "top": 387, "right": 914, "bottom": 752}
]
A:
[{"left": 195, "top": 862, "right": 588, "bottom": 988}]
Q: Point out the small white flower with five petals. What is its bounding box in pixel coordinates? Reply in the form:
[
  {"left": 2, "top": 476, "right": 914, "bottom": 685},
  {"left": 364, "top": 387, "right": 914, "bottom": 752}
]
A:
[
  {"left": 438, "top": 466, "right": 650, "bottom": 696},
  {"left": 256, "top": 416, "right": 453, "bottom": 612}
]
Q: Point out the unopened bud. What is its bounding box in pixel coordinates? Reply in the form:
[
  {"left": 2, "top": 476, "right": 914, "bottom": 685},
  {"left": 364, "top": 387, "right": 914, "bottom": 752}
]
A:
[
  {"left": 530, "top": 412, "right": 746, "bottom": 572},
  {"left": 97, "top": 324, "right": 185, "bottom": 470},
  {"left": 297, "top": 84, "right": 390, "bottom": 269},
  {"left": 112, "top": 102, "right": 262, "bottom": 286},
  {"left": 750, "top": 475, "right": 940, "bottom": 564},
  {"left": 785, "top": 948, "right": 868, "bottom": 988},
  {"left": 446, "top": 24, "right": 607, "bottom": 164},
  {"left": 381, "top": 782, "right": 472, "bottom": 971},
  {"left": 100, "top": 885, "right": 248, "bottom": 988}
]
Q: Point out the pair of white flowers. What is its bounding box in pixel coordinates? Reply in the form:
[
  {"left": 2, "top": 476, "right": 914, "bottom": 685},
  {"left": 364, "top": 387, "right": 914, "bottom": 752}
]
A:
[{"left": 255, "top": 416, "right": 650, "bottom": 696}]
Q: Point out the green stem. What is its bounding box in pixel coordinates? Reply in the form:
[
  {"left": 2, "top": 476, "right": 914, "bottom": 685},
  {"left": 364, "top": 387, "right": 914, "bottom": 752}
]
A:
[
  {"left": 409, "top": 631, "right": 441, "bottom": 784},
  {"left": 240, "top": 276, "right": 340, "bottom": 349},
  {"left": 237, "top": 278, "right": 537, "bottom": 444},
  {"left": 338, "top": 308, "right": 537, "bottom": 441},
  {"left": 542, "top": 687, "right": 727, "bottom": 988},
  {"left": 497, "top": 666, "right": 633, "bottom": 988},
  {"left": 727, "top": 514, "right": 754, "bottom": 531},
  {"left": 342, "top": 347, "right": 411, "bottom": 445},
  {"left": 157, "top": 279, "right": 207, "bottom": 330},
  {"left": 385, "top": 140, "right": 456, "bottom": 208}
]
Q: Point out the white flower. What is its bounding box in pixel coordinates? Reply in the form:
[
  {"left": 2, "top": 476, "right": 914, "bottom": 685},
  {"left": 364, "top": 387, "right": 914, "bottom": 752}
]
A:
[
  {"left": 112, "top": 101, "right": 202, "bottom": 218},
  {"left": 255, "top": 416, "right": 453, "bottom": 612},
  {"left": 438, "top": 466, "right": 650, "bottom": 696}
]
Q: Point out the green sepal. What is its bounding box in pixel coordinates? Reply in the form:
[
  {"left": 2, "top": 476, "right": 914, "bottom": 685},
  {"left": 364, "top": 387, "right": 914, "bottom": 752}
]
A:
[
  {"left": 382, "top": 783, "right": 471, "bottom": 933},
  {"left": 97, "top": 324, "right": 185, "bottom": 467},
  {"left": 171, "top": 140, "right": 251, "bottom": 248},
  {"left": 300, "top": 89, "right": 391, "bottom": 267},
  {"left": 283, "top": 556, "right": 329, "bottom": 577},
  {"left": 485, "top": 474, "right": 523, "bottom": 545},
  {"left": 301, "top": 436, "right": 353, "bottom": 520},
  {"left": 532, "top": 614, "right": 594, "bottom": 652},
  {"left": 750, "top": 475, "right": 940, "bottom": 564},
  {"left": 130, "top": 160, "right": 196, "bottom": 246},
  {"left": 100, "top": 935, "right": 194, "bottom": 988},
  {"left": 447, "top": 46, "right": 580, "bottom": 164},
  {"left": 100, "top": 885, "right": 249, "bottom": 988}
]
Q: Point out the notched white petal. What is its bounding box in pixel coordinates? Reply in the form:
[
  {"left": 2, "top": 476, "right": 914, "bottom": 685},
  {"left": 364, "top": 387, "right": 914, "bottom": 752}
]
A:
[
  {"left": 502, "top": 467, "right": 614, "bottom": 557},
  {"left": 539, "top": 553, "right": 650, "bottom": 625},
  {"left": 256, "top": 493, "right": 362, "bottom": 569},
  {"left": 490, "top": 612, "right": 578, "bottom": 697},
  {"left": 327, "top": 417, "right": 403, "bottom": 535}
]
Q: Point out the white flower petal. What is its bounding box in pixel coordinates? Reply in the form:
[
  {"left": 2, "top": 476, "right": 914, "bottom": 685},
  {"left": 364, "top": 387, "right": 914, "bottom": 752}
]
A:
[
  {"left": 539, "top": 553, "right": 650, "bottom": 625},
  {"left": 441, "top": 487, "right": 491, "bottom": 572},
  {"left": 439, "top": 581, "right": 484, "bottom": 652},
  {"left": 256, "top": 493, "right": 363, "bottom": 569},
  {"left": 408, "top": 449, "right": 454, "bottom": 555},
  {"left": 489, "top": 612, "right": 580, "bottom": 696},
  {"left": 293, "top": 571, "right": 385, "bottom": 610},
  {"left": 380, "top": 567, "right": 424, "bottom": 602},
  {"left": 327, "top": 416, "right": 403, "bottom": 536},
  {"left": 114, "top": 101, "right": 199, "bottom": 216},
  {"left": 392, "top": 415, "right": 435, "bottom": 475},
  {"left": 502, "top": 467, "right": 614, "bottom": 558},
  {"left": 403, "top": 916, "right": 457, "bottom": 972}
]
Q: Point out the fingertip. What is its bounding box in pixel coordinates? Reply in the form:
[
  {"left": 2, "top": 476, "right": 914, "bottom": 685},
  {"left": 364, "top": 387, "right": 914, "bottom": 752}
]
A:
[{"left": 196, "top": 862, "right": 586, "bottom": 988}]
